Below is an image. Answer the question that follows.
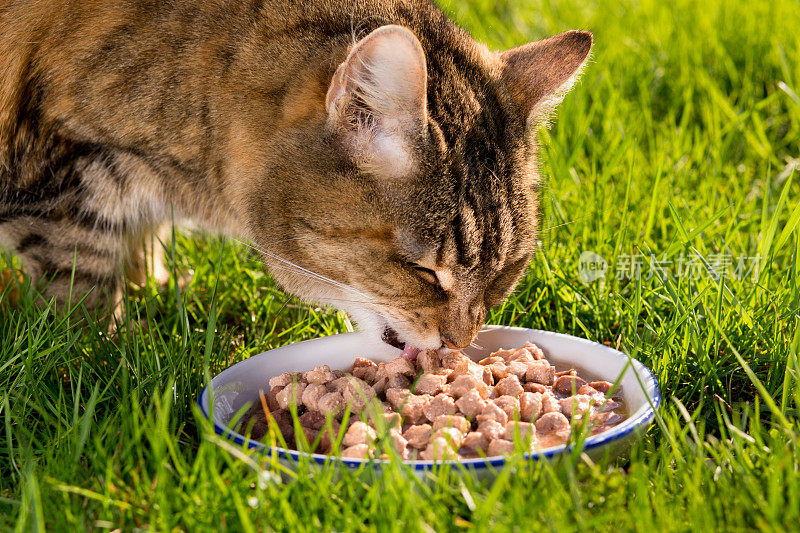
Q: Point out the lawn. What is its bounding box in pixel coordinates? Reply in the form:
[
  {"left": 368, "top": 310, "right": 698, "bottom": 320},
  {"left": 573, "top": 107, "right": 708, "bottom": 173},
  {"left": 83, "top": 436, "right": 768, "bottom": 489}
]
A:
[{"left": 2, "top": 0, "right": 800, "bottom": 530}]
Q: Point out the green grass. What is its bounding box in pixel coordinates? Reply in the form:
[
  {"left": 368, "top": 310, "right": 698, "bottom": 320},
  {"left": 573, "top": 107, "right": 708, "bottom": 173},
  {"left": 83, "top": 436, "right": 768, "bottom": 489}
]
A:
[{"left": 2, "top": 0, "right": 800, "bottom": 529}]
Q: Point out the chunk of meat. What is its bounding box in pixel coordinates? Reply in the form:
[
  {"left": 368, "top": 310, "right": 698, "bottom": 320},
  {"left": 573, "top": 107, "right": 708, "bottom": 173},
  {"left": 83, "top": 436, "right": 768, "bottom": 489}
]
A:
[
  {"left": 316, "top": 391, "right": 345, "bottom": 418},
  {"left": 268, "top": 372, "right": 296, "bottom": 389},
  {"left": 276, "top": 382, "right": 307, "bottom": 410},
  {"left": 341, "top": 444, "right": 372, "bottom": 459},
  {"left": 450, "top": 375, "right": 487, "bottom": 399},
  {"left": 433, "top": 427, "right": 465, "bottom": 449},
  {"left": 476, "top": 419, "right": 505, "bottom": 440},
  {"left": 577, "top": 385, "right": 600, "bottom": 396},
  {"left": 266, "top": 386, "right": 282, "bottom": 411},
  {"left": 298, "top": 412, "right": 340, "bottom": 452},
  {"left": 461, "top": 431, "right": 489, "bottom": 452},
  {"left": 503, "top": 421, "right": 535, "bottom": 443},
  {"left": 413, "top": 373, "right": 447, "bottom": 396},
  {"left": 525, "top": 361, "right": 555, "bottom": 385},
  {"left": 352, "top": 357, "right": 377, "bottom": 370},
  {"left": 476, "top": 401, "right": 509, "bottom": 426},
  {"left": 478, "top": 356, "right": 504, "bottom": 365},
  {"left": 403, "top": 424, "right": 432, "bottom": 449},
  {"left": 419, "top": 437, "right": 457, "bottom": 461},
  {"left": 488, "top": 362, "right": 508, "bottom": 381},
  {"left": 360, "top": 401, "right": 399, "bottom": 429},
  {"left": 373, "top": 411, "right": 403, "bottom": 432},
  {"left": 507, "top": 348, "right": 534, "bottom": 363},
  {"left": 371, "top": 377, "right": 389, "bottom": 395},
  {"left": 386, "top": 374, "right": 412, "bottom": 390},
  {"left": 327, "top": 377, "right": 350, "bottom": 393},
  {"left": 589, "top": 381, "right": 615, "bottom": 394},
  {"left": 553, "top": 375, "right": 588, "bottom": 396},
  {"left": 400, "top": 394, "right": 433, "bottom": 424},
  {"left": 437, "top": 368, "right": 454, "bottom": 381},
  {"left": 385, "top": 388, "right": 410, "bottom": 410},
  {"left": 441, "top": 352, "right": 470, "bottom": 370},
  {"left": 387, "top": 429, "right": 409, "bottom": 458},
  {"left": 455, "top": 389, "right": 487, "bottom": 418},
  {"left": 342, "top": 376, "right": 376, "bottom": 412},
  {"left": 343, "top": 421, "right": 377, "bottom": 447},
  {"left": 431, "top": 415, "right": 470, "bottom": 434},
  {"left": 520, "top": 342, "right": 545, "bottom": 360},
  {"left": 386, "top": 357, "right": 416, "bottom": 377},
  {"left": 351, "top": 358, "right": 378, "bottom": 382},
  {"left": 541, "top": 392, "right": 562, "bottom": 414},
  {"left": 523, "top": 382, "right": 547, "bottom": 394},
  {"left": 487, "top": 438, "right": 515, "bottom": 456},
  {"left": 493, "top": 395, "right": 521, "bottom": 420},
  {"left": 535, "top": 412, "right": 570, "bottom": 433},
  {"left": 519, "top": 392, "right": 542, "bottom": 422},
  {"left": 506, "top": 361, "right": 528, "bottom": 378},
  {"left": 301, "top": 383, "right": 327, "bottom": 412},
  {"left": 590, "top": 410, "right": 624, "bottom": 428},
  {"left": 559, "top": 395, "right": 592, "bottom": 419},
  {"left": 270, "top": 409, "right": 295, "bottom": 442},
  {"left": 417, "top": 350, "right": 441, "bottom": 373},
  {"left": 491, "top": 348, "right": 515, "bottom": 361},
  {"left": 448, "top": 360, "right": 486, "bottom": 383},
  {"left": 423, "top": 394, "right": 457, "bottom": 421},
  {"left": 299, "top": 410, "right": 325, "bottom": 429},
  {"left": 495, "top": 376, "right": 524, "bottom": 397},
  {"left": 305, "top": 365, "right": 335, "bottom": 384},
  {"left": 241, "top": 407, "right": 270, "bottom": 440}
]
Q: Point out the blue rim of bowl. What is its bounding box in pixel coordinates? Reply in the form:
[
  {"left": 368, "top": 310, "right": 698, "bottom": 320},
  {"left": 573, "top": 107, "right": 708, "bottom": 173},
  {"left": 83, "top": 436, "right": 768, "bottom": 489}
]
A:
[{"left": 197, "top": 331, "right": 662, "bottom": 471}]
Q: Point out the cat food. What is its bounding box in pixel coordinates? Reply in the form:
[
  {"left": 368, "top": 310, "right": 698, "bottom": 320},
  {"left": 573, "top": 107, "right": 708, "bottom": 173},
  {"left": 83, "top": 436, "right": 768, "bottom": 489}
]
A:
[{"left": 239, "top": 342, "right": 626, "bottom": 460}]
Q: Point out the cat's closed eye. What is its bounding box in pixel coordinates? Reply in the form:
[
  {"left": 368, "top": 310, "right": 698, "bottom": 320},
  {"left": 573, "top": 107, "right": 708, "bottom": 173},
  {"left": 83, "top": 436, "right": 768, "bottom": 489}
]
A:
[{"left": 410, "top": 264, "right": 440, "bottom": 287}]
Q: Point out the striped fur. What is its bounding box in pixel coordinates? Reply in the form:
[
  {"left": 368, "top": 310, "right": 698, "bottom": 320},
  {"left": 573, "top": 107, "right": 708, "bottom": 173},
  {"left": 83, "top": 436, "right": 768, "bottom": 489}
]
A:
[{"left": 1, "top": 0, "right": 590, "bottom": 346}]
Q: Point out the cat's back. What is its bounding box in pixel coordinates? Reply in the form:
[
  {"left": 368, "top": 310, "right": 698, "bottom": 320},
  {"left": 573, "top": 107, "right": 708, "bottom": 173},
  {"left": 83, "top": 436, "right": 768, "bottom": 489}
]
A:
[{"left": 1, "top": 0, "right": 473, "bottom": 184}]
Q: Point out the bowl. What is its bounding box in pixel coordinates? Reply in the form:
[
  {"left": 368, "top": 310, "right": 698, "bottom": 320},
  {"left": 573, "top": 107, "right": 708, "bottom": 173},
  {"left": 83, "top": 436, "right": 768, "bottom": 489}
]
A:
[{"left": 198, "top": 326, "right": 661, "bottom": 473}]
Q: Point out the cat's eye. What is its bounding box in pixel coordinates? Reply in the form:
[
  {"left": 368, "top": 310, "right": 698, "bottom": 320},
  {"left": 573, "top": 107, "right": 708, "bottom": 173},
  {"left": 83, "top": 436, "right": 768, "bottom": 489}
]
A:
[{"left": 411, "top": 264, "right": 439, "bottom": 286}]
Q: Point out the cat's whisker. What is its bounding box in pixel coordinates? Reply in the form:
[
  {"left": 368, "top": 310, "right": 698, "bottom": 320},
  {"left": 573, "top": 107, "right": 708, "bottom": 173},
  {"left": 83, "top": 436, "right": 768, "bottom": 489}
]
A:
[
  {"left": 235, "top": 239, "right": 364, "bottom": 295},
  {"left": 469, "top": 341, "right": 483, "bottom": 350},
  {"left": 232, "top": 238, "right": 374, "bottom": 301}
]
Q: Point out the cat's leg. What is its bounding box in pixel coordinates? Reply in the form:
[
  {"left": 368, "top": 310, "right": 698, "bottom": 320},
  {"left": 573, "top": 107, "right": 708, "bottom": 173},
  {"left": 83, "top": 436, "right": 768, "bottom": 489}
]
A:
[
  {"left": 1, "top": 150, "right": 164, "bottom": 315},
  {"left": 124, "top": 224, "right": 172, "bottom": 288},
  {"left": 0, "top": 211, "right": 126, "bottom": 313}
]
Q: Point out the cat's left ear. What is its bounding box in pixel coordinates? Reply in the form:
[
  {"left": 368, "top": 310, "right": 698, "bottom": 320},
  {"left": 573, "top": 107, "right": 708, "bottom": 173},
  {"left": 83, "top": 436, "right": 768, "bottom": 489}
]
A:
[
  {"left": 500, "top": 30, "right": 593, "bottom": 127},
  {"left": 326, "top": 25, "right": 428, "bottom": 179}
]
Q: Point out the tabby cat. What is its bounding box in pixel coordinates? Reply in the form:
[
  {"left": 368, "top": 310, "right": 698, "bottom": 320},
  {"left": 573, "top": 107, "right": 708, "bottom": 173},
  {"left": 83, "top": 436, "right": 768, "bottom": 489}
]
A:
[{"left": 0, "top": 0, "right": 591, "bottom": 352}]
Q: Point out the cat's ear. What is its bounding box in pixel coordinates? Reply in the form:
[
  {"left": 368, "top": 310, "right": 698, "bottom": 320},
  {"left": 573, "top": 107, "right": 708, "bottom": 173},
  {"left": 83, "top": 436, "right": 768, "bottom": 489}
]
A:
[
  {"left": 326, "top": 25, "right": 428, "bottom": 179},
  {"left": 500, "top": 30, "right": 593, "bottom": 127}
]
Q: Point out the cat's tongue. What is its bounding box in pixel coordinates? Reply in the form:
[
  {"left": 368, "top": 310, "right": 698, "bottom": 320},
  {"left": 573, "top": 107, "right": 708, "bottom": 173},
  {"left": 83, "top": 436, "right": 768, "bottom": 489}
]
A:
[{"left": 400, "top": 343, "right": 421, "bottom": 360}]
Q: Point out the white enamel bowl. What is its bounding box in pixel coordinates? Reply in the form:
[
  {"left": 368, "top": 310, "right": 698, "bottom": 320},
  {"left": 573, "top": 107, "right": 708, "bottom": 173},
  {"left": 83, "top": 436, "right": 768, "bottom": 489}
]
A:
[{"left": 198, "top": 326, "right": 661, "bottom": 472}]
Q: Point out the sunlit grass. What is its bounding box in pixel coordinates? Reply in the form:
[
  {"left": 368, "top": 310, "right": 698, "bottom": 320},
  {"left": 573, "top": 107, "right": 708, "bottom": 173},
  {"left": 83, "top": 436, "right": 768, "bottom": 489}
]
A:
[{"left": 2, "top": 0, "right": 800, "bottom": 529}]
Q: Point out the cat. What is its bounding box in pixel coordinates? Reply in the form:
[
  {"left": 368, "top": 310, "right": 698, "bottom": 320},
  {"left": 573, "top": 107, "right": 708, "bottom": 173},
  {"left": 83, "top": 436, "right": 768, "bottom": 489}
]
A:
[{"left": 0, "top": 0, "right": 591, "bottom": 353}]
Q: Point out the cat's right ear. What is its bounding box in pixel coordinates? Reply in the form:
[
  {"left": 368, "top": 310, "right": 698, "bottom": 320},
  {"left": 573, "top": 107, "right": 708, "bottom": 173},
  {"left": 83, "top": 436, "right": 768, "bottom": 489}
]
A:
[
  {"left": 326, "top": 25, "right": 428, "bottom": 180},
  {"left": 500, "top": 30, "right": 593, "bottom": 127}
]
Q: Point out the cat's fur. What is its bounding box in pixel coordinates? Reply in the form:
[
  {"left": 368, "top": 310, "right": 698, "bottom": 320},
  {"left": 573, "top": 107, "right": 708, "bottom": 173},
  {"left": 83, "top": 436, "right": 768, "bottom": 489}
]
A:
[{"left": 0, "top": 0, "right": 591, "bottom": 350}]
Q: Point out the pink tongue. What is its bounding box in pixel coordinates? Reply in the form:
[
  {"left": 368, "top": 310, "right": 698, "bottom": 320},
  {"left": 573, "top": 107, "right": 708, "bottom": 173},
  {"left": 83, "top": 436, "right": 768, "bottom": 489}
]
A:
[{"left": 400, "top": 343, "right": 421, "bottom": 360}]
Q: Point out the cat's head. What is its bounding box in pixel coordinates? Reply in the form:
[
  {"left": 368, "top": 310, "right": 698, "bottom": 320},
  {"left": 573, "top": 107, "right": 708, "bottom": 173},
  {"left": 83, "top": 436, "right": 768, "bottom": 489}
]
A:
[{"left": 249, "top": 25, "right": 591, "bottom": 353}]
